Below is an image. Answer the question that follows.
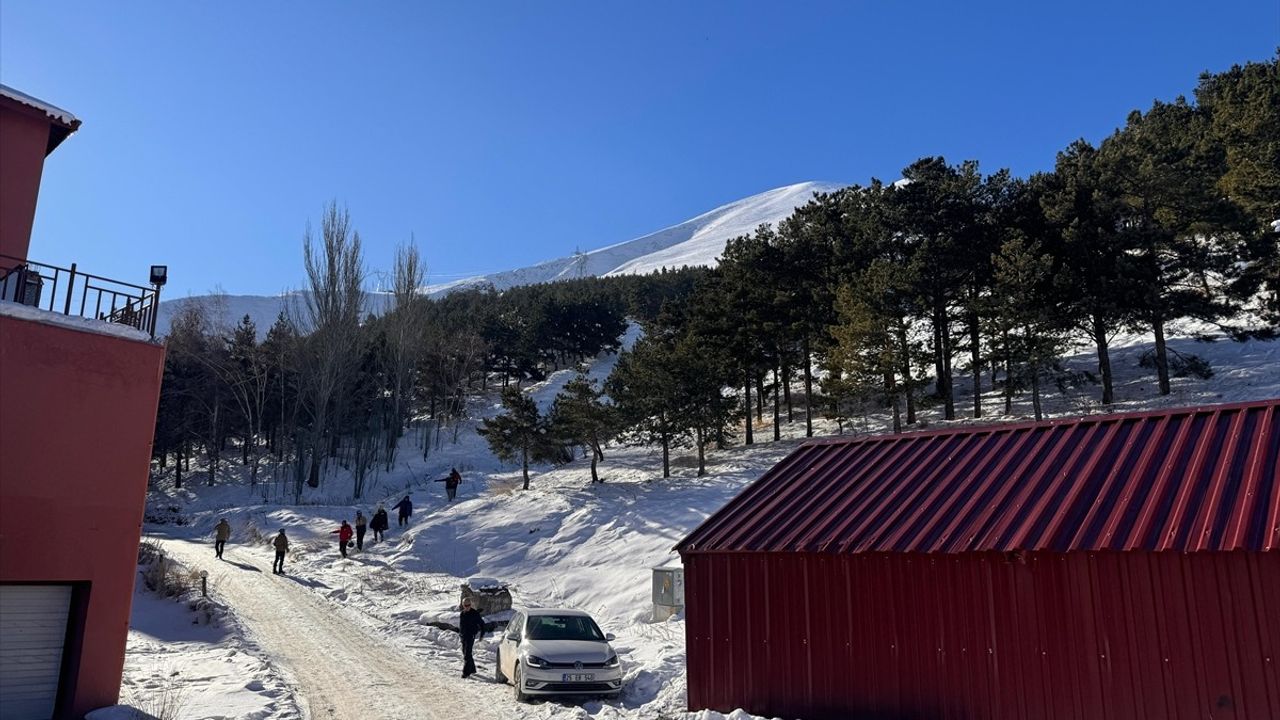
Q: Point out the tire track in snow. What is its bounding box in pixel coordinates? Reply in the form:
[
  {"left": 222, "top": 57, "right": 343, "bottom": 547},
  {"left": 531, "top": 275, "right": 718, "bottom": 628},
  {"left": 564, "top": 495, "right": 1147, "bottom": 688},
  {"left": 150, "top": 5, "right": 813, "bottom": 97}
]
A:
[{"left": 161, "top": 539, "right": 507, "bottom": 720}]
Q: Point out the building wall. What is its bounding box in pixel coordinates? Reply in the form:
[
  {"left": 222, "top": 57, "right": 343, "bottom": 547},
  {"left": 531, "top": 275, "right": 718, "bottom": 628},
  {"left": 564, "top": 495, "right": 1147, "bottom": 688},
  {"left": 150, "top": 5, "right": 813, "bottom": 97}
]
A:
[
  {"left": 683, "top": 550, "right": 1279, "bottom": 720},
  {"left": 0, "top": 313, "right": 165, "bottom": 718},
  {"left": 0, "top": 105, "right": 49, "bottom": 265}
]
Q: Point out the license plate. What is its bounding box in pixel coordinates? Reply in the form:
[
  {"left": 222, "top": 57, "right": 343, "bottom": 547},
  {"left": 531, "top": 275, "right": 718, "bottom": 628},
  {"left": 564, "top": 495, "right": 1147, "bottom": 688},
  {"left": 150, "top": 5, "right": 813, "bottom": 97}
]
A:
[{"left": 562, "top": 673, "right": 595, "bottom": 682}]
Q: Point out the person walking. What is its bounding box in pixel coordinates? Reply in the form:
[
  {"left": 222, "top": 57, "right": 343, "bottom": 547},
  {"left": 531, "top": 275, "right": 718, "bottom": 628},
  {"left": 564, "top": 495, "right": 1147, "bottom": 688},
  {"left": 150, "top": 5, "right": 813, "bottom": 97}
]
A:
[
  {"left": 459, "top": 597, "right": 486, "bottom": 678},
  {"left": 371, "top": 504, "right": 389, "bottom": 543},
  {"left": 272, "top": 529, "right": 289, "bottom": 575},
  {"left": 392, "top": 495, "right": 413, "bottom": 527},
  {"left": 354, "top": 511, "right": 367, "bottom": 550},
  {"left": 331, "top": 520, "right": 354, "bottom": 558},
  {"left": 214, "top": 518, "right": 231, "bottom": 560},
  {"left": 436, "top": 467, "right": 462, "bottom": 502}
]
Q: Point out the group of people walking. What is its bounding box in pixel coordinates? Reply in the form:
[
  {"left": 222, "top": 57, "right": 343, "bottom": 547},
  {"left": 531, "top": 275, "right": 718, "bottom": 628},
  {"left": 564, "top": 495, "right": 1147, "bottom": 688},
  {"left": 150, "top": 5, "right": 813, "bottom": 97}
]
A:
[{"left": 210, "top": 467, "right": 466, "bottom": 570}]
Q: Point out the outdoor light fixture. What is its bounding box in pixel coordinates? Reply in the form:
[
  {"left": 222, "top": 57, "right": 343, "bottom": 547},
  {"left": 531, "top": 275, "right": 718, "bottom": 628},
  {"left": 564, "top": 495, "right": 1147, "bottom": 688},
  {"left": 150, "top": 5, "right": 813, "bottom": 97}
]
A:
[{"left": 150, "top": 265, "right": 168, "bottom": 287}]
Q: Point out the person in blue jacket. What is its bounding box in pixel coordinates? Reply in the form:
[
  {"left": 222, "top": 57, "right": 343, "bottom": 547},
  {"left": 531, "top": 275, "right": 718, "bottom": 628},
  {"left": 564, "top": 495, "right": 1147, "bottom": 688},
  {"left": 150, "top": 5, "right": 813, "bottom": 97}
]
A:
[{"left": 392, "top": 495, "right": 413, "bottom": 527}]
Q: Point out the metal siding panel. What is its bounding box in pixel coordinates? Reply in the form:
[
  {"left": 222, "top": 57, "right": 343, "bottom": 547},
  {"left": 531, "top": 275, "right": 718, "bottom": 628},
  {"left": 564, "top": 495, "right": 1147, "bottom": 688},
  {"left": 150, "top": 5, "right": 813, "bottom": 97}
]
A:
[
  {"left": 1037, "top": 419, "right": 1130, "bottom": 553},
  {"left": 680, "top": 399, "right": 1280, "bottom": 556}
]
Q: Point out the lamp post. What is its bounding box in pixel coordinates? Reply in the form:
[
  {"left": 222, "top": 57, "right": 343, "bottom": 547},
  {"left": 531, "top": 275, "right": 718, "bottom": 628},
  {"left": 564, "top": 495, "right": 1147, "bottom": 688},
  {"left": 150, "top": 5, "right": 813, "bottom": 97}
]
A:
[{"left": 148, "top": 265, "right": 167, "bottom": 338}]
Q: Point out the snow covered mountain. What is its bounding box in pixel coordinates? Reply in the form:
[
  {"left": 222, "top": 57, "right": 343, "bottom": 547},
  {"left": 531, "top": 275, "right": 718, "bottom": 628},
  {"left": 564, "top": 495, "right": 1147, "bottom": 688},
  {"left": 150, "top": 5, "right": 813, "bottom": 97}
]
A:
[{"left": 156, "top": 182, "right": 842, "bottom": 336}]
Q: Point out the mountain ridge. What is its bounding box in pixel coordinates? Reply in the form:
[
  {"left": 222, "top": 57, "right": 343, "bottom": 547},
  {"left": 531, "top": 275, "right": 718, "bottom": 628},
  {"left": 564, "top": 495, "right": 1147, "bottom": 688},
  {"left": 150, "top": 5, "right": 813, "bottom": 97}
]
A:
[{"left": 157, "top": 181, "right": 843, "bottom": 336}]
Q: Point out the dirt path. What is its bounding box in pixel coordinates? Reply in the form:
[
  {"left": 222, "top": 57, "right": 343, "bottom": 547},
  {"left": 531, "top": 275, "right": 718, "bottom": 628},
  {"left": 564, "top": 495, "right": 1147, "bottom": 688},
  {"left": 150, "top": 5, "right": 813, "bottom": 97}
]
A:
[{"left": 161, "top": 539, "right": 506, "bottom": 720}]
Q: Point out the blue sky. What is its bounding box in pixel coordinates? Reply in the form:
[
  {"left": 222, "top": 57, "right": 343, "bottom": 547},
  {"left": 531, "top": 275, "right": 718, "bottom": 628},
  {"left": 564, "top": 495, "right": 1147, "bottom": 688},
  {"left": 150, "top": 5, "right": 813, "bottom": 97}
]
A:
[{"left": 2, "top": 1, "right": 1276, "bottom": 298}]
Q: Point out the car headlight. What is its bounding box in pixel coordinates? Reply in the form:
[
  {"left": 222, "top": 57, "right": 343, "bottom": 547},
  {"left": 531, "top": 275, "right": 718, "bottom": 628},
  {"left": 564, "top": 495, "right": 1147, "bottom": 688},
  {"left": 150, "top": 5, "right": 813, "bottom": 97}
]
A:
[
  {"left": 605, "top": 654, "right": 619, "bottom": 668},
  {"left": 525, "top": 655, "right": 549, "bottom": 668}
]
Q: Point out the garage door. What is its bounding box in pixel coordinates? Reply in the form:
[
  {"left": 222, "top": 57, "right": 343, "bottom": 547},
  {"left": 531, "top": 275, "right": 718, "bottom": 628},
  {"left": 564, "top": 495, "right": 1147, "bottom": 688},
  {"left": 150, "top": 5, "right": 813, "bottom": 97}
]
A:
[{"left": 0, "top": 585, "right": 72, "bottom": 720}]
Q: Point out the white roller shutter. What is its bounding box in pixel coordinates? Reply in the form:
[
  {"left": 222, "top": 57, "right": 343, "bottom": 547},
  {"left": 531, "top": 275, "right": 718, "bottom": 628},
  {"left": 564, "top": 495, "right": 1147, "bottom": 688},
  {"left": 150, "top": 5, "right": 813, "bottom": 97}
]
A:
[{"left": 0, "top": 585, "right": 72, "bottom": 720}]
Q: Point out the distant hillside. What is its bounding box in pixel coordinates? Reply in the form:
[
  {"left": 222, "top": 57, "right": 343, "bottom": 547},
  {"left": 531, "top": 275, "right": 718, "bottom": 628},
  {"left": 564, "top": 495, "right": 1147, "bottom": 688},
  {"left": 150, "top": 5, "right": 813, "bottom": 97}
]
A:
[{"left": 156, "top": 181, "right": 841, "bottom": 336}]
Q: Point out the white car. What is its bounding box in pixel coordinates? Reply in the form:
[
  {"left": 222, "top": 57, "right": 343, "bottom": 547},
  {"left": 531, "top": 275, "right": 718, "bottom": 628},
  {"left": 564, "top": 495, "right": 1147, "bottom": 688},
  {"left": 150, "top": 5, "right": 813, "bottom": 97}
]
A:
[{"left": 494, "top": 607, "right": 623, "bottom": 701}]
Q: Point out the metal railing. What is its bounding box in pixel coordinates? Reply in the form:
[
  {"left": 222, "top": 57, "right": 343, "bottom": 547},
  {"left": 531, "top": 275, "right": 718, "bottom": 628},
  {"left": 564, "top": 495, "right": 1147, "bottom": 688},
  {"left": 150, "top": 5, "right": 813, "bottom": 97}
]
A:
[{"left": 0, "top": 254, "right": 161, "bottom": 338}]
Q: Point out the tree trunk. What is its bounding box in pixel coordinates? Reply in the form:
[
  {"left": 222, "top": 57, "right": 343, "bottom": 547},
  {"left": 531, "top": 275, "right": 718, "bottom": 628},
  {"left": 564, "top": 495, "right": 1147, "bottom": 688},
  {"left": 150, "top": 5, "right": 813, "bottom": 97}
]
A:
[
  {"left": 175, "top": 446, "right": 183, "bottom": 489},
  {"left": 803, "top": 336, "right": 814, "bottom": 438},
  {"left": 696, "top": 427, "right": 706, "bottom": 477},
  {"left": 886, "top": 371, "right": 901, "bottom": 433},
  {"left": 590, "top": 452, "right": 599, "bottom": 484},
  {"left": 970, "top": 309, "right": 982, "bottom": 419},
  {"left": 932, "top": 301, "right": 955, "bottom": 419},
  {"left": 755, "top": 374, "right": 765, "bottom": 422},
  {"left": 772, "top": 366, "right": 781, "bottom": 442},
  {"left": 521, "top": 447, "right": 530, "bottom": 490},
  {"left": 1091, "top": 313, "right": 1114, "bottom": 405},
  {"left": 782, "top": 362, "right": 793, "bottom": 423},
  {"left": 743, "top": 372, "right": 754, "bottom": 445},
  {"left": 897, "top": 318, "right": 916, "bottom": 425},
  {"left": 661, "top": 432, "right": 670, "bottom": 478},
  {"left": 1003, "top": 340, "right": 1013, "bottom": 415},
  {"left": 1030, "top": 362, "right": 1043, "bottom": 421},
  {"left": 1152, "top": 317, "right": 1171, "bottom": 395}
]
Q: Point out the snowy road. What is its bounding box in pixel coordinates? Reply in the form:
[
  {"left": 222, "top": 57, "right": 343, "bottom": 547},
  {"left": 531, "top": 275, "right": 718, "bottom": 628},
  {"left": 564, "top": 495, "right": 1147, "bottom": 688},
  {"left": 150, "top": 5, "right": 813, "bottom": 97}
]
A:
[{"left": 160, "top": 539, "right": 506, "bottom": 720}]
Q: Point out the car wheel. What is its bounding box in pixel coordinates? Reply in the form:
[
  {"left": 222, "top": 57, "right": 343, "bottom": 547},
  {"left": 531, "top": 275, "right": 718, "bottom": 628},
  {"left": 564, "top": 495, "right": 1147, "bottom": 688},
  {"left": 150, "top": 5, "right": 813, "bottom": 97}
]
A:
[
  {"left": 513, "top": 663, "right": 529, "bottom": 703},
  {"left": 494, "top": 648, "right": 507, "bottom": 684}
]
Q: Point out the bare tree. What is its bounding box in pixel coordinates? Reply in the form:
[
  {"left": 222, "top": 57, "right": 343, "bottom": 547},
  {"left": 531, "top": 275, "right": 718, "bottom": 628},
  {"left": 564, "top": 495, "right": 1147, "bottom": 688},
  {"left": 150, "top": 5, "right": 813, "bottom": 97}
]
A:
[
  {"left": 382, "top": 239, "right": 426, "bottom": 470},
  {"left": 296, "top": 201, "right": 366, "bottom": 502}
]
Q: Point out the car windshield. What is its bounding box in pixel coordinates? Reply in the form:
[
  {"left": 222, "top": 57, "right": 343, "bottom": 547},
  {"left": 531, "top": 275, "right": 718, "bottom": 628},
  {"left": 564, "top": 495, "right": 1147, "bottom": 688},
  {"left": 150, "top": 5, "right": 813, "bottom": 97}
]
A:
[{"left": 525, "top": 614, "right": 605, "bottom": 641}]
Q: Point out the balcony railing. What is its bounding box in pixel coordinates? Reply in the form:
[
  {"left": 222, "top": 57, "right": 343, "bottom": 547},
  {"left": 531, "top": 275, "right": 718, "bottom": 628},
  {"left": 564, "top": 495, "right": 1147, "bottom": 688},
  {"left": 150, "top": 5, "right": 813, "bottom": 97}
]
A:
[{"left": 0, "top": 254, "right": 161, "bottom": 339}]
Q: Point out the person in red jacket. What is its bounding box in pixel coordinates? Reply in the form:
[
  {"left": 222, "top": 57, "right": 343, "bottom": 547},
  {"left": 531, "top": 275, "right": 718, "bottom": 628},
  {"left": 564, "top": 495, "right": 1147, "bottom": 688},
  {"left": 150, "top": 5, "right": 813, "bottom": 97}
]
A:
[{"left": 331, "top": 520, "right": 354, "bottom": 558}]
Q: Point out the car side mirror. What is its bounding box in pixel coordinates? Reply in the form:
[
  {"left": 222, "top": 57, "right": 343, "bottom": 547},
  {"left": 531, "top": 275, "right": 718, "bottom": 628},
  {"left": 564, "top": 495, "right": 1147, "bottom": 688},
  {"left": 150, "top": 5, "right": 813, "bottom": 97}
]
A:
[
  {"left": 605, "top": 633, "right": 616, "bottom": 641},
  {"left": 506, "top": 633, "right": 520, "bottom": 642}
]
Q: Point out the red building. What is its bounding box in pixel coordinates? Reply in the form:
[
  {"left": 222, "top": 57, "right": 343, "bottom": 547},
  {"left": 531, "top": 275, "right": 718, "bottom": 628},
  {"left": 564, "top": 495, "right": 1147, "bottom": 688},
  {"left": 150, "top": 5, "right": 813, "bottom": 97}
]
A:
[
  {"left": 0, "top": 86, "right": 167, "bottom": 719},
  {"left": 678, "top": 399, "right": 1279, "bottom": 720}
]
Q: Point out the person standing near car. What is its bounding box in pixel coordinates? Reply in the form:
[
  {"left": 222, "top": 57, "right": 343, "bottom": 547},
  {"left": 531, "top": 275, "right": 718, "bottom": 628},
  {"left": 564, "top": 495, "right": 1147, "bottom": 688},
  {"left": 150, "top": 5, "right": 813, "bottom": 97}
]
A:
[
  {"left": 272, "top": 529, "right": 289, "bottom": 574},
  {"left": 354, "top": 510, "right": 367, "bottom": 550},
  {"left": 213, "top": 518, "right": 231, "bottom": 559},
  {"left": 459, "top": 597, "right": 486, "bottom": 678}
]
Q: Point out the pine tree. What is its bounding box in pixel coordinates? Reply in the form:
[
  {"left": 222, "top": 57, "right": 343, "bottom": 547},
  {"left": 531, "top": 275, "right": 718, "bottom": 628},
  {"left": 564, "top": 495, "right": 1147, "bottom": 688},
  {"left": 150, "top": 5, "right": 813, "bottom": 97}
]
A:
[
  {"left": 606, "top": 336, "right": 686, "bottom": 478},
  {"left": 548, "top": 375, "right": 616, "bottom": 483},
  {"left": 986, "top": 237, "right": 1068, "bottom": 420},
  {"left": 829, "top": 260, "right": 924, "bottom": 433},
  {"left": 1039, "top": 142, "right": 1135, "bottom": 405},
  {"left": 1100, "top": 99, "right": 1253, "bottom": 394},
  {"left": 478, "top": 387, "right": 552, "bottom": 490}
]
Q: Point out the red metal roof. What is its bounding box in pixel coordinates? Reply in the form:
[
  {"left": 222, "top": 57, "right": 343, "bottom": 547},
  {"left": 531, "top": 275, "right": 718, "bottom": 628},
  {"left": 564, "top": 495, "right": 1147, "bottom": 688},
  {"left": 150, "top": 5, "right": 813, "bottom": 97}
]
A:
[{"left": 678, "top": 399, "right": 1280, "bottom": 554}]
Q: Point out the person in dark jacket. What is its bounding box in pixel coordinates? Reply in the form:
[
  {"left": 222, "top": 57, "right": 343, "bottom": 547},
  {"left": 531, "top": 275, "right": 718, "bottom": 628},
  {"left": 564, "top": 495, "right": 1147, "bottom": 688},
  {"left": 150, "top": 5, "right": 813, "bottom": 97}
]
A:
[
  {"left": 459, "top": 597, "right": 486, "bottom": 678},
  {"left": 272, "top": 529, "right": 289, "bottom": 574},
  {"left": 331, "top": 520, "right": 354, "bottom": 558},
  {"left": 436, "top": 467, "right": 462, "bottom": 502},
  {"left": 392, "top": 495, "right": 413, "bottom": 527},
  {"left": 371, "top": 504, "right": 389, "bottom": 542},
  {"left": 214, "top": 518, "right": 231, "bottom": 559},
  {"left": 354, "top": 511, "right": 367, "bottom": 550}
]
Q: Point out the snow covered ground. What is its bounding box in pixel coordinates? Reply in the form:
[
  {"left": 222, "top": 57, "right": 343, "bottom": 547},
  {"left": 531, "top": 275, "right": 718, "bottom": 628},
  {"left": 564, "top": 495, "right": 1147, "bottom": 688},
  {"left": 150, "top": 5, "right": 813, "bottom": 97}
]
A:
[{"left": 123, "top": 324, "right": 1278, "bottom": 719}]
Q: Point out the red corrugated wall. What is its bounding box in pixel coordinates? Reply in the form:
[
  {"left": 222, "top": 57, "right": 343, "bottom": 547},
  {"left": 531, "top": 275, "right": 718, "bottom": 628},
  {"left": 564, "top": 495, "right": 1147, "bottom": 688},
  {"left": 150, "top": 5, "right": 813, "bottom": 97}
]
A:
[{"left": 685, "top": 551, "right": 1280, "bottom": 720}]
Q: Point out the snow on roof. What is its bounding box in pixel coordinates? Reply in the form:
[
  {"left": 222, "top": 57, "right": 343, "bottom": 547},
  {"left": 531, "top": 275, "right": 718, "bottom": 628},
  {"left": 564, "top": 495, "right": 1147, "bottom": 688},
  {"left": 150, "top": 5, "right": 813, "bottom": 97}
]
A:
[
  {"left": 0, "top": 299, "right": 154, "bottom": 344},
  {"left": 0, "top": 85, "right": 79, "bottom": 126},
  {"left": 0, "top": 84, "right": 80, "bottom": 128}
]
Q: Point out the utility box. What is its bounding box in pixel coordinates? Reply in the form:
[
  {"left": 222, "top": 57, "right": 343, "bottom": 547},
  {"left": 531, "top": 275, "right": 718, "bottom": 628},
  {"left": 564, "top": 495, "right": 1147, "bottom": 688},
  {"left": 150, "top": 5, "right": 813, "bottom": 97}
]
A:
[
  {"left": 652, "top": 566, "right": 685, "bottom": 621},
  {"left": 462, "top": 577, "right": 512, "bottom": 615}
]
